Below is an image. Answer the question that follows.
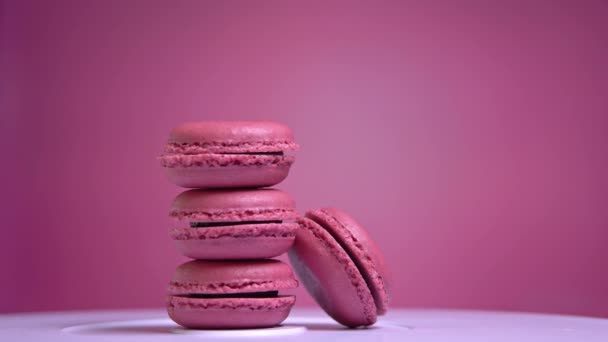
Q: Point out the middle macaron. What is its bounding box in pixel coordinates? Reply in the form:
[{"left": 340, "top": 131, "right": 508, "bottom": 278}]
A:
[{"left": 169, "top": 188, "right": 299, "bottom": 260}]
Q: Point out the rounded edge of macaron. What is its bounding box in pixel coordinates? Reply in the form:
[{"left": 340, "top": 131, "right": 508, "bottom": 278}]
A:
[
  {"left": 306, "top": 208, "right": 389, "bottom": 315},
  {"left": 289, "top": 216, "right": 377, "bottom": 327}
]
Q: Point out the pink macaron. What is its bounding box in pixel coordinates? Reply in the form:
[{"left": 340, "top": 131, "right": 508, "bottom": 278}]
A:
[
  {"left": 169, "top": 188, "right": 299, "bottom": 260},
  {"left": 167, "top": 259, "right": 298, "bottom": 329},
  {"left": 159, "top": 121, "right": 299, "bottom": 188},
  {"left": 288, "top": 208, "right": 390, "bottom": 327}
]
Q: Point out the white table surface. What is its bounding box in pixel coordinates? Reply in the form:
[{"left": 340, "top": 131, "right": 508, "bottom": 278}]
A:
[{"left": 2, "top": 308, "right": 608, "bottom": 341}]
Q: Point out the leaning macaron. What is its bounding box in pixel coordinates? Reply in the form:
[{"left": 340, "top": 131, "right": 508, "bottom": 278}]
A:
[
  {"left": 159, "top": 121, "right": 298, "bottom": 188},
  {"left": 288, "top": 208, "right": 389, "bottom": 327},
  {"left": 169, "top": 188, "right": 299, "bottom": 260},
  {"left": 167, "top": 259, "right": 298, "bottom": 329}
]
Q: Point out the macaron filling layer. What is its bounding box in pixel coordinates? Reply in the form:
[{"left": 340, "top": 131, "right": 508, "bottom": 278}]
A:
[
  {"left": 160, "top": 140, "right": 296, "bottom": 169},
  {"left": 222, "top": 151, "right": 285, "bottom": 155},
  {"left": 189, "top": 220, "right": 283, "bottom": 228},
  {"left": 177, "top": 291, "right": 279, "bottom": 299},
  {"left": 165, "top": 140, "right": 298, "bottom": 154},
  {"left": 159, "top": 153, "right": 295, "bottom": 168},
  {"left": 169, "top": 287, "right": 293, "bottom": 305},
  {"left": 170, "top": 207, "right": 297, "bottom": 222}
]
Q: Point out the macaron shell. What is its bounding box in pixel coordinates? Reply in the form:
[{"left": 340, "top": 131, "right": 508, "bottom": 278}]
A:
[
  {"left": 164, "top": 162, "right": 292, "bottom": 189},
  {"left": 170, "top": 189, "right": 297, "bottom": 222},
  {"left": 169, "top": 259, "right": 298, "bottom": 295},
  {"left": 170, "top": 223, "right": 298, "bottom": 260},
  {"left": 288, "top": 217, "right": 376, "bottom": 327},
  {"left": 166, "top": 121, "right": 298, "bottom": 154},
  {"left": 307, "top": 208, "right": 389, "bottom": 315},
  {"left": 167, "top": 295, "right": 295, "bottom": 329}
]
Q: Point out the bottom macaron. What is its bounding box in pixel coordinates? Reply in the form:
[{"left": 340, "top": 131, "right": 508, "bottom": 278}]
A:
[
  {"left": 167, "top": 259, "right": 298, "bottom": 329},
  {"left": 167, "top": 296, "right": 296, "bottom": 329}
]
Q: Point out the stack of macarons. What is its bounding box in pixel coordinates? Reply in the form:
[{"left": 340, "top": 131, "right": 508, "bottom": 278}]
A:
[
  {"left": 160, "top": 121, "right": 390, "bottom": 329},
  {"left": 160, "top": 121, "right": 301, "bottom": 329}
]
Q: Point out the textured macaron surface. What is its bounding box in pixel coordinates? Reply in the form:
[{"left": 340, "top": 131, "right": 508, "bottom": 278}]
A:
[
  {"left": 167, "top": 296, "right": 295, "bottom": 312},
  {"left": 289, "top": 217, "right": 377, "bottom": 327},
  {"left": 169, "top": 259, "right": 299, "bottom": 295},
  {"left": 306, "top": 208, "right": 389, "bottom": 315},
  {"left": 159, "top": 153, "right": 294, "bottom": 168},
  {"left": 170, "top": 222, "right": 298, "bottom": 260},
  {"left": 170, "top": 188, "right": 297, "bottom": 223},
  {"left": 170, "top": 222, "right": 299, "bottom": 240},
  {"left": 164, "top": 121, "right": 299, "bottom": 154},
  {"left": 167, "top": 259, "right": 298, "bottom": 329}
]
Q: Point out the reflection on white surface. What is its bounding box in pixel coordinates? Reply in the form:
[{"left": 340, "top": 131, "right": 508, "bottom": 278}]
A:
[
  {"left": 2, "top": 309, "right": 608, "bottom": 341},
  {"left": 62, "top": 315, "right": 408, "bottom": 337},
  {"left": 172, "top": 323, "right": 306, "bottom": 338},
  {"left": 63, "top": 318, "right": 307, "bottom": 337}
]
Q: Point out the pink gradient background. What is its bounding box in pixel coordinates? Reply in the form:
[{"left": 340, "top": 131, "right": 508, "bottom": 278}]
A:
[{"left": 2, "top": 0, "right": 608, "bottom": 316}]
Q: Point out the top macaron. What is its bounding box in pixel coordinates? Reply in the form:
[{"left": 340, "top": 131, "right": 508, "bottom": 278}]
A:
[{"left": 160, "top": 121, "right": 299, "bottom": 189}]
